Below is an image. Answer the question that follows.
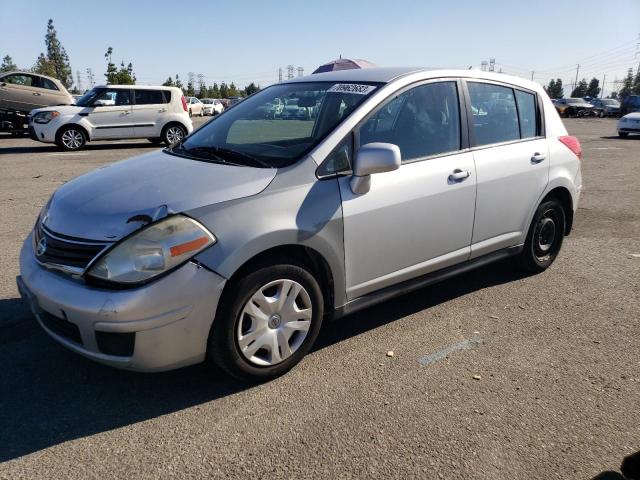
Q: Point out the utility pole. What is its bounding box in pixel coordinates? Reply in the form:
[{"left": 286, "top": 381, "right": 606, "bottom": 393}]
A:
[
  {"left": 601, "top": 74, "right": 606, "bottom": 98},
  {"left": 480, "top": 60, "right": 488, "bottom": 72},
  {"left": 287, "top": 65, "right": 294, "bottom": 80},
  {"left": 278, "top": 67, "right": 283, "bottom": 82},
  {"left": 76, "top": 70, "right": 82, "bottom": 92},
  {"left": 489, "top": 58, "right": 495, "bottom": 72},
  {"left": 297, "top": 67, "right": 304, "bottom": 77},
  {"left": 574, "top": 64, "right": 580, "bottom": 91},
  {"left": 530, "top": 71, "right": 534, "bottom": 81},
  {"left": 197, "top": 73, "right": 204, "bottom": 93}
]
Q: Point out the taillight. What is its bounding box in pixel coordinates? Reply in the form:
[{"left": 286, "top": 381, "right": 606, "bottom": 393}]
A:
[
  {"left": 558, "top": 135, "right": 582, "bottom": 160},
  {"left": 181, "top": 95, "right": 188, "bottom": 112}
]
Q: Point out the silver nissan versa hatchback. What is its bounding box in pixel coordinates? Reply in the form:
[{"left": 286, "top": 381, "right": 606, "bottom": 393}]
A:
[{"left": 17, "top": 68, "right": 582, "bottom": 381}]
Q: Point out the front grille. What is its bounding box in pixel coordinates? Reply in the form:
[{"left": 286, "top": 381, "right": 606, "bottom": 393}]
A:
[
  {"left": 34, "top": 223, "right": 109, "bottom": 270},
  {"left": 40, "top": 311, "right": 83, "bottom": 345}
]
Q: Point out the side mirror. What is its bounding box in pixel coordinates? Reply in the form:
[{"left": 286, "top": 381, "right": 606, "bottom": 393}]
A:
[{"left": 350, "top": 142, "right": 401, "bottom": 195}]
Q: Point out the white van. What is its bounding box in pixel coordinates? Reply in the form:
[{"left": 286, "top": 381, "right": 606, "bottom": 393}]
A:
[{"left": 28, "top": 85, "right": 193, "bottom": 150}]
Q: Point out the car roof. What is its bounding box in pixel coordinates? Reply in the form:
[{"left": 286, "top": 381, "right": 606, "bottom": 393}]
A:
[
  {"left": 282, "top": 67, "right": 543, "bottom": 91},
  {"left": 93, "top": 84, "right": 177, "bottom": 90}
]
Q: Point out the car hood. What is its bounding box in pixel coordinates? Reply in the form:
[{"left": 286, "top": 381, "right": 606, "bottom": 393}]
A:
[
  {"left": 31, "top": 105, "right": 84, "bottom": 116},
  {"left": 622, "top": 112, "right": 640, "bottom": 120},
  {"left": 42, "top": 150, "right": 277, "bottom": 241}
]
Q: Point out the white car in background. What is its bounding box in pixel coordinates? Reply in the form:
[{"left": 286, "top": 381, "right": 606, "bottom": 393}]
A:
[
  {"left": 617, "top": 112, "right": 640, "bottom": 138},
  {"left": 201, "top": 98, "right": 224, "bottom": 116},
  {"left": 186, "top": 96, "right": 205, "bottom": 117},
  {"left": 28, "top": 85, "right": 193, "bottom": 150}
]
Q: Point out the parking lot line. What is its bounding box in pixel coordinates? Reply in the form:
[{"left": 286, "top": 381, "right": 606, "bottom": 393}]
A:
[{"left": 417, "top": 333, "right": 483, "bottom": 366}]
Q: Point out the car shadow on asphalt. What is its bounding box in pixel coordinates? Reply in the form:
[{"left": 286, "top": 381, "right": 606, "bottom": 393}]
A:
[
  {"left": 0, "top": 142, "right": 162, "bottom": 155},
  {"left": 600, "top": 135, "right": 640, "bottom": 140},
  {"left": 0, "top": 259, "right": 528, "bottom": 462}
]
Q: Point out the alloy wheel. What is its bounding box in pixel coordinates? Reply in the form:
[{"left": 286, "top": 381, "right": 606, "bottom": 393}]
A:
[
  {"left": 165, "top": 126, "right": 184, "bottom": 145},
  {"left": 61, "top": 129, "right": 84, "bottom": 149}
]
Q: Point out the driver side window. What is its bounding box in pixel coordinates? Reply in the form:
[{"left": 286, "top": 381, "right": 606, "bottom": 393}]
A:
[{"left": 358, "top": 82, "right": 461, "bottom": 162}]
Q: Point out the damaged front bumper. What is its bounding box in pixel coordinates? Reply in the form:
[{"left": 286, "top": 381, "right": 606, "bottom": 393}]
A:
[{"left": 17, "top": 234, "right": 227, "bottom": 372}]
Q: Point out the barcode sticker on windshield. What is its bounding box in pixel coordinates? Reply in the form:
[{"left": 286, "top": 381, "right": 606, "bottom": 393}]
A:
[{"left": 327, "top": 84, "right": 377, "bottom": 95}]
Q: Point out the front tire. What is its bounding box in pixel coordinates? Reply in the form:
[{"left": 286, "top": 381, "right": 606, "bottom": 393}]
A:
[
  {"left": 209, "top": 263, "right": 324, "bottom": 382},
  {"left": 618, "top": 131, "right": 628, "bottom": 138},
  {"left": 199, "top": 108, "right": 204, "bottom": 117},
  {"left": 516, "top": 199, "right": 566, "bottom": 273},
  {"left": 56, "top": 126, "right": 87, "bottom": 151}
]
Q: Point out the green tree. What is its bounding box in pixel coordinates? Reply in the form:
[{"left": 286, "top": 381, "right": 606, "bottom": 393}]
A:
[
  {"left": 32, "top": 52, "right": 56, "bottom": 77},
  {"left": 162, "top": 76, "right": 175, "bottom": 87},
  {"left": 586, "top": 77, "right": 600, "bottom": 98},
  {"left": 219, "top": 82, "right": 229, "bottom": 98},
  {"left": 104, "top": 47, "right": 118, "bottom": 83},
  {"left": 1, "top": 55, "right": 17, "bottom": 73},
  {"left": 175, "top": 74, "right": 183, "bottom": 90},
  {"left": 185, "top": 79, "right": 195, "bottom": 96},
  {"left": 545, "top": 78, "right": 564, "bottom": 99},
  {"left": 618, "top": 69, "right": 634, "bottom": 100},
  {"left": 244, "top": 82, "right": 260, "bottom": 96},
  {"left": 571, "top": 78, "right": 588, "bottom": 98},
  {"left": 198, "top": 81, "right": 208, "bottom": 98},
  {"left": 632, "top": 69, "right": 640, "bottom": 95},
  {"left": 228, "top": 82, "right": 239, "bottom": 97},
  {"left": 115, "top": 62, "right": 136, "bottom": 85},
  {"left": 42, "top": 19, "right": 73, "bottom": 88},
  {"left": 209, "top": 82, "right": 220, "bottom": 98}
]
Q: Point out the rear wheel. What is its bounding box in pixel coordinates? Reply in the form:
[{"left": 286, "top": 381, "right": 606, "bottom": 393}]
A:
[
  {"left": 199, "top": 108, "right": 204, "bottom": 117},
  {"left": 161, "top": 124, "right": 187, "bottom": 146},
  {"left": 188, "top": 109, "right": 193, "bottom": 118},
  {"left": 516, "top": 199, "right": 566, "bottom": 273},
  {"left": 56, "top": 126, "right": 87, "bottom": 151},
  {"left": 209, "top": 263, "right": 324, "bottom": 382},
  {"left": 618, "top": 131, "right": 628, "bottom": 138}
]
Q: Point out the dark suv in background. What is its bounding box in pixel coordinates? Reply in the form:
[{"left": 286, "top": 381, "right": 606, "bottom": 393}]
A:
[{"left": 621, "top": 95, "right": 640, "bottom": 115}]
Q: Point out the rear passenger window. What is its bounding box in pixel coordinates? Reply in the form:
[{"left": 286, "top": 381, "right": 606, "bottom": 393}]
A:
[
  {"left": 39, "top": 78, "right": 59, "bottom": 91},
  {"left": 468, "top": 82, "right": 519, "bottom": 146},
  {"left": 162, "top": 91, "right": 171, "bottom": 103},
  {"left": 134, "top": 90, "right": 165, "bottom": 105},
  {"left": 515, "top": 90, "right": 537, "bottom": 138},
  {"left": 359, "top": 81, "right": 461, "bottom": 161}
]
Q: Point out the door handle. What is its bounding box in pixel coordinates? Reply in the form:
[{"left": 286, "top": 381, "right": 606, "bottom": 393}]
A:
[
  {"left": 32, "top": 92, "right": 41, "bottom": 96},
  {"left": 159, "top": 108, "right": 167, "bottom": 113},
  {"left": 449, "top": 169, "right": 470, "bottom": 182},
  {"left": 531, "top": 152, "right": 546, "bottom": 164}
]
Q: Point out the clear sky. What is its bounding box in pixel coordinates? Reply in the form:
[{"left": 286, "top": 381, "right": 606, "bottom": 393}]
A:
[{"left": 1, "top": 0, "right": 639, "bottom": 95}]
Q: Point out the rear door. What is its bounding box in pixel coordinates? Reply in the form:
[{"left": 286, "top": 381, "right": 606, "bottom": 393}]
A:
[
  {"left": 464, "top": 80, "right": 549, "bottom": 258},
  {"left": 131, "top": 89, "right": 168, "bottom": 138},
  {"left": 32, "top": 75, "right": 71, "bottom": 107},
  {"left": 87, "top": 88, "right": 134, "bottom": 139},
  {"left": 338, "top": 80, "right": 477, "bottom": 299}
]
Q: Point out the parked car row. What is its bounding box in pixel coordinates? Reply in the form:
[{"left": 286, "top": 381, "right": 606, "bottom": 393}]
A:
[{"left": 551, "top": 95, "right": 640, "bottom": 118}]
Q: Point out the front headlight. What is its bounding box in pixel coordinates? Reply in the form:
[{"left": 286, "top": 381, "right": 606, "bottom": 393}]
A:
[
  {"left": 34, "top": 111, "right": 60, "bottom": 124},
  {"left": 87, "top": 215, "right": 216, "bottom": 285}
]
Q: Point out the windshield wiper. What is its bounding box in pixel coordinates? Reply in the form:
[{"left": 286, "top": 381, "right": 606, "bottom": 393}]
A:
[{"left": 184, "top": 146, "right": 272, "bottom": 168}]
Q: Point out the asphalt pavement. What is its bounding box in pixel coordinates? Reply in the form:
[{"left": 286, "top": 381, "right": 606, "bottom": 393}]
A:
[{"left": 0, "top": 117, "right": 638, "bottom": 479}]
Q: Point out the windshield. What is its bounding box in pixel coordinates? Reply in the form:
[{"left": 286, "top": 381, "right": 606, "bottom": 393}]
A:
[
  {"left": 75, "top": 88, "right": 103, "bottom": 107},
  {"left": 601, "top": 99, "right": 618, "bottom": 105},
  {"left": 171, "top": 81, "right": 380, "bottom": 168},
  {"left": 566, "top": 98, "right": 586, "bottom": 104},
  {"left": 202, "top": 99, "right": 214, "bottom": 104}
]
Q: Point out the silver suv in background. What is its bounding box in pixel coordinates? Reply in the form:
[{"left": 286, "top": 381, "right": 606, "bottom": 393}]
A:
[
  {"left": 17, "top": 68, "right": 582, "bottom": 381},
  {"left": 28, "top": 85, "right": 193, "bottom": 150}
]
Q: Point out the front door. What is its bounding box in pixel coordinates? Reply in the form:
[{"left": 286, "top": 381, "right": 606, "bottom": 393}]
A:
[
  {"left": 338, "top": 80, "right": 477, "bottom": 300},
  {"left": 465, "top": 81, "right": 549, "bottom": 258},
  {"left": 87, "top": 88, "right": 133, "bottom": 139}
]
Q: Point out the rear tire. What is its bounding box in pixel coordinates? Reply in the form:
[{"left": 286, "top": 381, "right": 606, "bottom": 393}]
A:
[
  {"left": 516, "top": 199, "right": 566, "bottom": 273},
  {"left": 189, "top": 109, "right": 193, "bottom": 118},
  {"left": 199, "top": 108, "right": 204, "bottom": 117},
  {"left": 147, "top": 137, "right": 162, "bottom": 144},
  {"left": 56, "top": 126, "right": 87, "bottom": 151},
  {"left": 209, "top": 263, "right": 324, "bottom": 382},
  {"left": 618, "top": 132, "right": 628, "bottom": 138}
]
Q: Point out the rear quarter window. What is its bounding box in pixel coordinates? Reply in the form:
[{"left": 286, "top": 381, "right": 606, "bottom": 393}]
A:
[
  {"left": 134, "top": 90, "right": 165, "bottom": 105},
  {"left": 514, "top": 90, "right": 538, "bottom": 139}
]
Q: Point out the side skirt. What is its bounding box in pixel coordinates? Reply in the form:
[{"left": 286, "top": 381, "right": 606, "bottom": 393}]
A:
[{"left": 333, "top": 245, "right": 523, "bottom": 320}]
